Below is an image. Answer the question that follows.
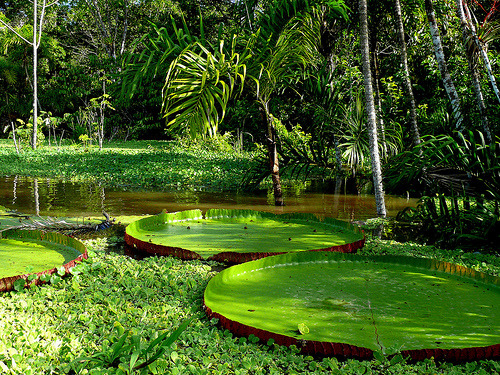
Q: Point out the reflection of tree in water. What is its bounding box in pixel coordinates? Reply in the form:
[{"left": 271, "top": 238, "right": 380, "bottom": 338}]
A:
[
  {"left": 9, "top": 176, "right": 107, "bottom": 216},
  {"left": 1, "top": 175, "right": 419, "bottom": 219},
  {"left": 12, "top": 175, "right": 17, "bottom": 205},
  {"left": 79, "top": 182, "right": 107, "bottom": 213},
  {"left": 34, "top": 179, "right": 39, "bottom": 216}
]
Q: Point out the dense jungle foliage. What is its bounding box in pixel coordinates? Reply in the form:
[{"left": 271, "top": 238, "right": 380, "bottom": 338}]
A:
[
  {"left": 2, "top": 0, "right": 500, "bottom": 247},
  {"left": 1, "top": 0, "right": 499, "bottom": 151}
]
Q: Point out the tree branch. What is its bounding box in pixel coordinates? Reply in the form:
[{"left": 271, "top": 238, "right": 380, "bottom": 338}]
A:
[
  {"left": 37, "top": 0, "right": 48, "bottom": 48},
  {"left": 0, "top": 18, "right": 32, "bottom": 45}
]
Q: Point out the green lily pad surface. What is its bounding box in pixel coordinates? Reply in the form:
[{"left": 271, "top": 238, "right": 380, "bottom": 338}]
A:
[
  {"left": 125, "top": 209, "right": 365, "bottom": 262},
  {"left": 204, "top": 251, "right": 500, "bottom": 361},
  {"left": 0, "top": 229, "right": 88, "bottom": 292}
]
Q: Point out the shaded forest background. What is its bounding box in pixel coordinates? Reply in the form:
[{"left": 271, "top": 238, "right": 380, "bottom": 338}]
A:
[{"left": 1, "top": 0, "right": 498, "bottom": 143}]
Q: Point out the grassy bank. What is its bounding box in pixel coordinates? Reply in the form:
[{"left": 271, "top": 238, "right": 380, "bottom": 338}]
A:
[
  {"left": 0, "top": 234, "right": 499, "bottom": 375},
  {"left": 0, "top": 140, "right": 256, "bottom": 192}
]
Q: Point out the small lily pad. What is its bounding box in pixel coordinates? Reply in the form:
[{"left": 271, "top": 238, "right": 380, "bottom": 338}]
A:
[
  {"left": 297, "top": 323, "right": 309, "bottom": 335},
  {"left": 0, "top": 229, "right": 88, "bottom": 292}
]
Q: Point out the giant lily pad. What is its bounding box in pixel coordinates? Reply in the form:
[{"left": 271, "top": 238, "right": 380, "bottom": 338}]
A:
[
  {"left": 125, "top": 209, "right": 365, "bottom": 263},
  {"left": 0, "top": 229, "right": 88, "bottom": 292},
  {"left": 203, "top": 251, "right": 500, "bottom": 361}
]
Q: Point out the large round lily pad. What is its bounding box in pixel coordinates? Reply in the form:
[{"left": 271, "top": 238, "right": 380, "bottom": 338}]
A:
[
  {"left": 0, "top": 229, "right": 88, "bottom": 292},
  {"left": 125, "top": 209, "right": 365, "bottom": 263},
  {"left": 203, "top": 251, "right": 500, "bottom": 361}
]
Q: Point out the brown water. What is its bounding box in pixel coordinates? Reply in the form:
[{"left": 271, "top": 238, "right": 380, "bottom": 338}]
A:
[{"left": 0, "top": 176, "right": 417, "bottom": 221}]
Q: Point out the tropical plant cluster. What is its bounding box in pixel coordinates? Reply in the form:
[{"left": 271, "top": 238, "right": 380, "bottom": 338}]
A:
[
  {"left": 1, "top": 0, "right": 499, "bottom": 214},
  {"left": 1, "top": 0, "right": 498, "bottom": 162},
  {"left": 385, "top": 130, "right": 500, "bottom": 251},
  {"left": 0, "top": 235, "right": 499, "bottom": 375}
]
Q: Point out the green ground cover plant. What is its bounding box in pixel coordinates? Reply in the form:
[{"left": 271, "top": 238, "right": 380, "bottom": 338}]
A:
[
  {"left": 0, "top": 235, "right": 498, "bottom": 375},
  {"left": 0, "top": 140, "right": 257, "bottom": 192}
]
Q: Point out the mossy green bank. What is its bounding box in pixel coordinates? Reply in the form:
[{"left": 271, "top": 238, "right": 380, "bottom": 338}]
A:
[{"left": 0, "top": 140, "right": 256, "bottom": 191}]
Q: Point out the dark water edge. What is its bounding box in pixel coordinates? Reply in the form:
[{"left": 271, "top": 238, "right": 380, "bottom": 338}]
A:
[{"left": 0, "top": 175, "right": 418, "bottom": 221}]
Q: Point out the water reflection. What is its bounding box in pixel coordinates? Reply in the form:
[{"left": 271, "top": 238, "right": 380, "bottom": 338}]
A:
[{"left": 0, "top": 176, "right": 417, "bottom": 220}]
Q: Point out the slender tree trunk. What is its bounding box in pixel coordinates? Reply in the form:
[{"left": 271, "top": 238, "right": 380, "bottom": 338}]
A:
[
  {"left": 10, "top": 121, "right": 20, "bottom": 155},
  {"left": 424, "top": 0, "right": 464, "bottom": 130},
  {"left": 368, "top": 21, "right": 386, "bottom": 156},
  {"left": 262, "top": 104, "right": 284, "bottom": 206},
  {"left": 359, "top": 0, "right": 387, "bottom": 217},
  {"left": 32, "top": 0, "right": 38, "bottom": 150},
  {"left": 463, "top": 2, "right": 500, "bottom": 106},
  {"left": 0, "top": 1, "right": 53, "bottom": 151},
  {"left": 98, "top": 81, "right": 106, "bottom": 151},
  {"left": 372, "top": 46, "right": 387, "bottom": 159},
  {"left": 395, "top": 0, "right": 421, "bottom": 146},
  {"left": 120, "top": 0, "right": 129, "bottom": 57},
  {"left": 456, "top": 0, "right": 492, "bottom": 142}
]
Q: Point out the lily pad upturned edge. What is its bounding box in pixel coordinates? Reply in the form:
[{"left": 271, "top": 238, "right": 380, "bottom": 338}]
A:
[
  {"left": 204, "top": 304, "right": 500, "bottom": 362},
  {"left": 203, "top": 251, "right": 500, "bottom": 362},
  {"left": 124, "top": 209, "right": 365, "bottom": 263},
  {"left": 0, "top": 229, "right": 88, "bottom": 292}
]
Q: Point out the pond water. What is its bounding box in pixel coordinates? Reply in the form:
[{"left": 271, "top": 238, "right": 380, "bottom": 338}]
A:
[{"left": 0, "top": 176, "right": 417, "bottom": 221}]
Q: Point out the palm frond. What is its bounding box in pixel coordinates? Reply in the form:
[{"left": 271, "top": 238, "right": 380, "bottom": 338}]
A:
[{"left": 162, "top": 37, "right": 251, "bottom": 138}]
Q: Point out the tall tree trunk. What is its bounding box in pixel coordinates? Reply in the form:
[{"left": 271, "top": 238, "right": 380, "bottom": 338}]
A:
[
  {"left": 10, "top": 120, "right": 20, "bottom": 155},
  {"left": 359, "top": 0, "right": 387, "bottom": 217},
  {"left": 394, "top": 0, "right": 421, "bottom": 146},
  {"left": 262, "top": 104, "right": 284, "bottom": 206},
  {"left": 456, "top": 0, "right": 492, "bottom": 143},
  {"left": 0, "top": 0, "right": 53, "bottom": 151},
  {"left": 32, "top": 0, "right": 38, "bottom": 150},
  {"left": 424, "top": 0, "right": 464, "bottom": 130},
  {"left": 372, "top": 46, "right": 387, "bottom": 160},
  {"left": 463, "top": 2, "right": 500, "bottom": 106}
]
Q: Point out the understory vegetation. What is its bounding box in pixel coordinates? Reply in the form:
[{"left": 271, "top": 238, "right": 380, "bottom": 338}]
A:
[{"left": 0, "top": 234, "right": 498, "bottom": 375}]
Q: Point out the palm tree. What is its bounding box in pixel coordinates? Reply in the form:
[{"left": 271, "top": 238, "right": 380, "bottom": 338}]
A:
[
  {"left": 162, "top": 1, "right": 347, "bottom": 205},
  {"left": 394, "top": 0, "right": 421, "bottom": 146},
  {"left": 359, "top": 0, "right": 387, "bottom": 217},
  {"left": 462, "top": 1, "right": 500, "bottom": 106}
]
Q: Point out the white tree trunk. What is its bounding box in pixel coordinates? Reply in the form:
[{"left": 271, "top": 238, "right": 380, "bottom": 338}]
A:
[
  {"left": 463, "top": 2, "right": 500, "bottom": 106},
  {"left": 32, "top": 0, "right": 38, "bottom": 150},
  {"left": 0, "top": 1, "right": 55, "bottom": 150},
  {"left": 425, "top": 0, "right": 464, "bottom": 130},
  {"left": 359, "top": 0, "right": 387, "bottom": 217},
  {"left": 456, "top": 0, "right": 492, "bottom": 143},
  {"left": 395, "top": 0, "right": 421, "bottom": 146}
]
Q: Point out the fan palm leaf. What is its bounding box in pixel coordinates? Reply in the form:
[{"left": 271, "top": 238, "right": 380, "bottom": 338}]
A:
[{"left": 162, "top": 36, "right": 251, "bottom": 137}]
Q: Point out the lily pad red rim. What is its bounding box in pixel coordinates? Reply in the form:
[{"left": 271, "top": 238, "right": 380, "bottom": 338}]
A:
[
  {"left": 0, "top": 229, "right": 88, "bottom": 292},
  {"left": 203, "top": 252, "right": 500, "bottom": 362},
  {"left": 124, "top": 209, "right": 365, "bottom": 263}
]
